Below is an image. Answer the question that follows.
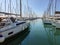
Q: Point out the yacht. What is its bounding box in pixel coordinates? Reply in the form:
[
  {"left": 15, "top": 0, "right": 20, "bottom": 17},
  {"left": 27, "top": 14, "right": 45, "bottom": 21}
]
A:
[
  {"left": 52, "top": 11, "right": 60, "bottom": 28},
  {"left": 0, "top": 17, "right": 30, "bottom": 43},
  {"left": 0, "top": 0, "right": 30, "bottom": 43}
]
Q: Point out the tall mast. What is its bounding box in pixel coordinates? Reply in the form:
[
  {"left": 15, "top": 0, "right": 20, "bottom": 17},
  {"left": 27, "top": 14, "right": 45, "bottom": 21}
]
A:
[
  {"left": 5, "top": 0, "right": 6, "bottom": 12},
  {"left": 55, "top": 0, "right": 57, "bottom": 12},
  {"left": 16, "top": 0, "right": 18, "bottom": 16},
  {"left": 47, "top": 0, "right": 53, "bottom": 16},
  {"left": 20, "top": 0, "right": 22, "bottom": 17},
  {"left": 27, "top": 0, "right": 29, "bottom": 18},
  {"left": 10, "top": 0, "right": 11, "bottom": 13},
  {"left": 48, "top": 0, "right": 52, "bottom": 15},
  {"left": 0, "top": 2, "right": 2, "bottom": 12}
]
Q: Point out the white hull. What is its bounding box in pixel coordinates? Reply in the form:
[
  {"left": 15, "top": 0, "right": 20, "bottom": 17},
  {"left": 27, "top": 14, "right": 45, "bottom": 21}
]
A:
[
  {"left": 52, "top": 20, "right": 60, "bottom": 28},
  {"left": 43, "top": 19, "right": 52, "bottom": 24},
  {"left": 0, "top": 22, "right": 29, "bottom": 43}
]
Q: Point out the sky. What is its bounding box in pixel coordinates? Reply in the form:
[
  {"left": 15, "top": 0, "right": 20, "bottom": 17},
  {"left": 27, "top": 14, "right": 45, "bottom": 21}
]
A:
[
  {"left": 22, "top": 0, "right": 49, "bottom": 17},
  {"left": 1, "top": 0, "right": 60, "bottom": 17},
  {"left": 56, "top": 0, "right": 60, "bottom": 11},
  {"left": 23, "top": 0, "right": 60, "bottom": 17},
  {"left": 0, "top": 0, "right": 20, "bottom": 13}
]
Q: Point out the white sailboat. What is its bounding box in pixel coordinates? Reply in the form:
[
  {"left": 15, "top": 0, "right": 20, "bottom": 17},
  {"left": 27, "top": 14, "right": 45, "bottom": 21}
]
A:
[
  {"left": 0, "top": 0, "right": 30, "bottom": 43},
  {"left": 43, "top": 14, "right": 52, "bottom": 24},
  {"left": 43, "top": 0, "right": 53, "bottom": 25}
]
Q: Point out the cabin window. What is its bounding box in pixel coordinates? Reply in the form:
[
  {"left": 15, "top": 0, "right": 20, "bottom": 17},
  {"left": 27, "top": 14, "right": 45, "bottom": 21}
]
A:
[
  {"left": 8, "top": 32, "right": 13, "bottom": 35},
  {"left": 16, "top": 22, "right": 26, "bottom": 25}
]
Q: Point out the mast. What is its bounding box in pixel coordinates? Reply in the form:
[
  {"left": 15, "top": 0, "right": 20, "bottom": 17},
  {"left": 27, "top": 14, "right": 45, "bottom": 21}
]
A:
[
  {"left": 20, "top": 0, "right": 22, "bottom": 17},
  {"left": 16, "top": 0, "right": 18, "bottom": 17},
  {"left": 27, "top": 0, "right": 30, "bottom": 18},
  {"left": 46, "top": 0, "right": 53, "bottom": 16},
  {"left": 10, "top": 0, "right": 11, "bottom": 13},
  {"left": 55, "top": 0, "right": 57, "bottom": 13},
  {"left": 5, "top": 0, "right": 6, "bottom": 12},
  {"left": 0, "top": 2, "right": 2, "bottom": 12},
  {"left": 48, "top": 0, "right": 52, "bottom": 15}
]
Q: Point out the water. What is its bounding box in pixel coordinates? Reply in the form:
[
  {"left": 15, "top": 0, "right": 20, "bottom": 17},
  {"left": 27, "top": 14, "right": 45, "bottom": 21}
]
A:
[{"left": 1, "top": 19, "right": 60, "bottom": 45}]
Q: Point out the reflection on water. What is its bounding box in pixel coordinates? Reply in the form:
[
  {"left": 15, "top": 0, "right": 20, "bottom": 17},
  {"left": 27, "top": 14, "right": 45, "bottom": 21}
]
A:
[
  {"left": 0, "top": 27, "right": 30, "bottom": 45},
  {"left": 0, "top": 19, "right": 60, "bottom": 45},
  {"left": 43, "top": 23, "right": 60, "bottom": 45}
]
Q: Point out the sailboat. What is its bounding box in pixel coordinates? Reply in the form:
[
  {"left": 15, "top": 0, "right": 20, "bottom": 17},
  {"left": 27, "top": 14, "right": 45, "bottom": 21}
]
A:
[
  {"left": 0, "top": 0, "right": 30, "bottom": 43},
  {"left": 43, "top": 0, "right": 53, "bottom": 25},
  {"left": 43, "top": 11, "right": 52, "bottom": 25}
]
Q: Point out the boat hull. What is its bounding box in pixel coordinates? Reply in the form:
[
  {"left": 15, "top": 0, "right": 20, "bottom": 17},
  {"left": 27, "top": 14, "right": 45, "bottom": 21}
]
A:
[
  {"left": 52, "top": 20, "right": 60, "bottom": 28},
  {"left": 0, "top": 22, "right": 29, "bottom": 43},
  {"left": 43, "top": 19, "right": 52, "bottom": 25}
]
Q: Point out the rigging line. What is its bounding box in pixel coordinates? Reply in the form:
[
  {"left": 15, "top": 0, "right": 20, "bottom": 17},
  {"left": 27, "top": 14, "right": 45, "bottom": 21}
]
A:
[
  {"left": 8, "top": 2, "right": 10, "bottom": 13},
  {"left": 43, "top": 0, "right": 53, "bottom": 17},
  {"left": 0, "top": 2, "right": 2, "bottom": 12},
  {"left": 9, "top": 0, "right": 11, "bottom": 13},
  {"left": 8, "top": 2, "right": 10, "bottom": 17},
  {"left": 12, "top": 0, "right": 16, "bottom": 14},
  {"left": 27, "top": 0, "right": 28, "bottom": 16},
  {"left": 12, "top": 0, "right": 14, "bottom": 13},
  {"left": 16, "top": 0, "right": 18, "bottom": 15},
  {"left": 46, "top": 0, "right": 51, "bottom": 15},
  {"left": 5, "top": 0, "right": 6, "bottom": 12},
  {"left": 55, "top": 0, "right": 57, "bottom": 12},
  {"left": 51, "top": 0, "right": 53, "bottom": 15},
  {"left": 13, "top": 1, "right": 16, "bottom": 13},
  {"left": 7, "top": 2, "right": 10, "bottom": 22},
  {"left": 47, "top": 0, "right": 51, "bottom": 12},
  {"left": 15, "top": 0, "right": 18, "bottom": 18},
  {"left": 20, "top": 0, "right": 22, "bottom": 17},
  {"left": 49, "top": 0, "right": 54, "bottom": 16},
  {"left": 48, "top": 0, "right": 53, "bottom": 14}
]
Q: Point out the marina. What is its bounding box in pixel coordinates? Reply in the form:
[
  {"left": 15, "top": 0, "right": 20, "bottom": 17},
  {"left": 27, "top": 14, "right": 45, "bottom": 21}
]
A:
[
  {"left": 0, "top": 19, "right": 60, "bottom": 45},
  {"left": 0, "top": 0, "right": 60, "bottom": 45}
]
